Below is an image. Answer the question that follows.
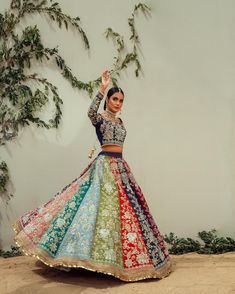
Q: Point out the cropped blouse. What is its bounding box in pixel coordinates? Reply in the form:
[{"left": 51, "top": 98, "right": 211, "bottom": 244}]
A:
[{"left": 87, "top": 92, "right": 127, "bottom": 147}]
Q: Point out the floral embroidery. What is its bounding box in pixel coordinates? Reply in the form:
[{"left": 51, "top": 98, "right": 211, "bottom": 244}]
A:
[
  {"left": 44, "top": 213, "right": 53, "bottom": 222},
  {"left": 117, "top": 158, "right": 170, "bottom": 269},
  {"left": 103, "top": 182, "right": 113, "bottom": 193},
  {"left": 136, "top": 253, "right": 149, "bottom": 264},
  {"left": 91, "top": 157, "right": 123, "bottom": 267},
  {"left": 127, "top": 232, "right": 137, "bottom": 243},
  {"left": 99, "top": 228, "right": 109, "bottom": 238},
  {"left": 109, "top": 157, "right": 152, "bottom": 269},
  {"left": 123, "top": 159, "right": 170, "bottom": 260},
  {"left": 39, "top": 179, "right": 92, "bottom": 256},
  {"left": 87, "top": 92, "right": 127, "bottom": 147},
  {"left": 14, "top": 152, "right": 171, "bottom": 280},
  {"left": 87, "top": 92, "right": 103, "bottom": 126},
  {"left": 99, "top": 120, "right": 126, "bottom": 146}
]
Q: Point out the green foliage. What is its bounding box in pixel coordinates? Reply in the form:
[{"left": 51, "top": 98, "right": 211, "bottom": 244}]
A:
[
  {"left": 164, "top": 232, "right": 201, "bottom": 255},
  {"left": 0, "top": 0, "right": 91, "bottom": 198},
  {"left": 0, "top": 245, "right": 22, "bottom": 258},
  {"left": 0, "top": 1, "right": 151, "bottom": 198},
  {"left": 105, "top": 3, "right": 151, "bottom": 79},
  {"left": 198, "top": 229, "right": 235, "bottom": 254},
  {"left": 0, "top": 0, "right": 90, "bottom": 147},
  {"left": 0, "top": 161, "right": 9, "bottom": 193},
  {"left": 164, "top": 230, "right": 235, "bottom": 255},
  {"left": 10, "top": 0, "right": 89, "bottom": 48}
]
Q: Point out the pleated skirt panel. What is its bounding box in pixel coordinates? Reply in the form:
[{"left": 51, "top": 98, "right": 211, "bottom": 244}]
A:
[{"left": 13, "top": 152, "right": 172, "bottom": 281}]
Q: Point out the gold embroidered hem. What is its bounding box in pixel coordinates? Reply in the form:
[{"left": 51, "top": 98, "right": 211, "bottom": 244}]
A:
[
  {"left": 12, "top": 154, "right": 173, "bottom": 282},
  {"left": 13, "top": 224, "right": 172, "bottom": 282}
]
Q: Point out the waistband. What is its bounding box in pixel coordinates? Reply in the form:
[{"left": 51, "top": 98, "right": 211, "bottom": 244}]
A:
[{"left": 98, "top": 151, "right": 123, "bottom": 158}]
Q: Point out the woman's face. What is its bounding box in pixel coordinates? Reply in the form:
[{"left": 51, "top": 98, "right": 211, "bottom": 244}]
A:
[{"left": 107, "top": 92, "right": 124, "bottom": 113}]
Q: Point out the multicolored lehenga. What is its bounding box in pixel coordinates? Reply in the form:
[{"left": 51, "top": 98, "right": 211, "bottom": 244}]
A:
[
  {"left": 13, "top": 151, "right": 171, "bottom": 281},
  {"left": 13, "top": 91, "right": 172, "bottom": 281}
]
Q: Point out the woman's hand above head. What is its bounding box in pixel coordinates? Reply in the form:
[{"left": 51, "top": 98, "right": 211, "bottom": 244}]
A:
[{"left": 99, "top": 70, "right": 110, "bottom": 95}]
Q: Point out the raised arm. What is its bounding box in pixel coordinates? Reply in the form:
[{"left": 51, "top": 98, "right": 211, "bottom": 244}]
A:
[
  {"left": 87, "top": 92, "right": 104, "bottom": 126},
  {"left": 87, "top": 69, "right": 110, "bottom": 126}
]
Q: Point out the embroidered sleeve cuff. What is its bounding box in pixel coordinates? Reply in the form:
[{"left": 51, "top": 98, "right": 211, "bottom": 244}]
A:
[{"left": 97, "top": 92, "right": 104, "bottom": 99}]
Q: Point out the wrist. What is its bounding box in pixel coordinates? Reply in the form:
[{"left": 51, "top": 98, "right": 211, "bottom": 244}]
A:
[
  {"left": 98, "top": 91, "right": 104, "bottom": 97},
  {"left": 99, "top": 85, "right": 106, "bottom": 95}
]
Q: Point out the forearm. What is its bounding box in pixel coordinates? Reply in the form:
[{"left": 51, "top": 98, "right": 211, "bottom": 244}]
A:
[
  {"left": 87, "top": 92, "right": 104, "bottom": 125},
  {"left": 98, "top": 85, "right": 106, "bottom": 96}
]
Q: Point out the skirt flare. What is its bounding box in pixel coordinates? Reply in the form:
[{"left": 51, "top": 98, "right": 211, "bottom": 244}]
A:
[{"left": 13, "top": 152, "right": 172, "bottom": 281}]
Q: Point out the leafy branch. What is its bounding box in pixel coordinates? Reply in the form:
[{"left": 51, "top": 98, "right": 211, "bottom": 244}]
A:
[
  {"left": 0, "top": 2, "right": 151, "bottom": 199},
  {"left": 0, "top": 161, "right": 9, "bottom": 193},
  {"left": 0, "top": 161, "right": 12, "bottom": 202},
  {"left": 0, "top": 0, "right": 91, "bottom": 197},
  {"left": 105, "top": 3, "right": 151, "bottom": 79},
  {"left": 10, "top": 0, "right": 89, "bottom": 48},
  {"left": 164, "top": 229, "right": 235, "bottom": 254},
  {"left": 0, "top": 245, "right": 22, "bottom": 257}
]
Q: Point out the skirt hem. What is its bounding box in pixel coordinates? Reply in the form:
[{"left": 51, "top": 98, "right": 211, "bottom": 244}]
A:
[{"left": 13, "top": 223, "right": 172, "bottom": 282}]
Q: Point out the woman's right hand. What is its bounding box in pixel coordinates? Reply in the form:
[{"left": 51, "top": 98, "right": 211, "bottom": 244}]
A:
[{"left": 99, "top": 70, "right": 110, "bottom": 94}]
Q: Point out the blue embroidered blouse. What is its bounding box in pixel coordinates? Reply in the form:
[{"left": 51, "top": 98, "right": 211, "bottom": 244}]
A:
[{"left": 88, "top": 92, "right": 127, "bottom": 147}]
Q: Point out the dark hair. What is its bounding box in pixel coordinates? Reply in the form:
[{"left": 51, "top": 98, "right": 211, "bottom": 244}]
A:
[{"left": 104, "top": 87, "right": 124, "bottom": 110}]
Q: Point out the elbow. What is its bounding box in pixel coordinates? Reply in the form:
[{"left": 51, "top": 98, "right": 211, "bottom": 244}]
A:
[
  {"left": 87, "top": 109, "right": 96, "bottom": 125},
  {"left": 87, "top": 108, "right": 92, "bottom": 119}
]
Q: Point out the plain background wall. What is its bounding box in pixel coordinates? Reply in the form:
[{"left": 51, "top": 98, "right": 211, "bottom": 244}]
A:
[{"left": 1, "top": 0, "right": 235, "bottom": 249}]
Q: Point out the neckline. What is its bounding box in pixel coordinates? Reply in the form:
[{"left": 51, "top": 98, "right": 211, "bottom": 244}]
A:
[
  {"left": 104, "top": 109, "right": 117, "bottom": 119},
  {"left": 101, "top": 112, "right": 122, "bottom": 125}
]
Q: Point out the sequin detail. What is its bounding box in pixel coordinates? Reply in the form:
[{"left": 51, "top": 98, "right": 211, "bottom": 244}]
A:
[
  {"left": 87, "top": 92, "right": 127, "bottom": 147},
  {"left": 13, "top": 154, "right": 171, "bottom": 281},
  {"left": 91, "top": 157, "right": 123, "bottom": 267}
]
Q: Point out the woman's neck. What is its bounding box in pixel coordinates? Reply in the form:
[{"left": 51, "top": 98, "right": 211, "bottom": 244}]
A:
[{"left": 105, "top": 109, "right": 117, "bottom": 119}]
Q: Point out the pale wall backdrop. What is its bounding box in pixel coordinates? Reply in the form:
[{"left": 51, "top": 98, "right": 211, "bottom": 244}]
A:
[{"left": 1, "top": 0, "right": 235, "bottom": 249}]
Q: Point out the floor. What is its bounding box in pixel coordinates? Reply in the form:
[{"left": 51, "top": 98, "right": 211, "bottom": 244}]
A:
[{"left": 1, "top": 253, "right": 235, "bottom": 294}]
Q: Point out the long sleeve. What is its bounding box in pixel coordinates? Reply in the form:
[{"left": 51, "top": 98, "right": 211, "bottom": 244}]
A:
[{"left": 87, "top": 92, "right": 104, "bottom": 126}]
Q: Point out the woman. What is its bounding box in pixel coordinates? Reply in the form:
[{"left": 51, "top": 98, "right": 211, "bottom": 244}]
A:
[{"left": 13, "top": 70, "right": 172, "bottom": 281}]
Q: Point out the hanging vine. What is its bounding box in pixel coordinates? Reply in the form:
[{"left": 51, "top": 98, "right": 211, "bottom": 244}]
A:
[
  {"left": 0, "top": 1, "right": 151, "bottom": 200},
  {"left": 105, "top": 3, "right": 151, "bottom": 81}
]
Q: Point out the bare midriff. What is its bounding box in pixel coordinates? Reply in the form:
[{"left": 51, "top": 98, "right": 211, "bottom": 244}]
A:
[{"left": 101, "top": 144, "right": 123, "bottom": 153}]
